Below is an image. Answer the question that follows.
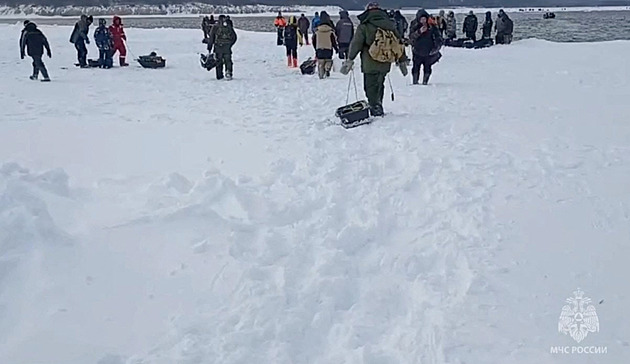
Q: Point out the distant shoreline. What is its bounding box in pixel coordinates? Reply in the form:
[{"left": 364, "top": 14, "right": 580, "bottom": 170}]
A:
[{"left": 0, "top": 5, "right": 629, "bottom": 19}]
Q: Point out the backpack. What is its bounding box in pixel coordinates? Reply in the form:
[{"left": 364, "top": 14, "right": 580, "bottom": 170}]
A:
[
  {"left": 368, "top": 28, "right": 404, "bottom": 63},
  {"left": 215, "top": 25, "right": 233, "bottom": 46}
]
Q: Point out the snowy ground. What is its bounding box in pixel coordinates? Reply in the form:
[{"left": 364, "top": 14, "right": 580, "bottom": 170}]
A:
[{"left": 1, "top": 25, "right": 629, "bottom": 364}]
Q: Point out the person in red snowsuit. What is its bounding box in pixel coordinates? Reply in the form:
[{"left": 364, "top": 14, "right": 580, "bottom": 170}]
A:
[{"left": 109, "top": 16, "right": 128, "bottom": 66}]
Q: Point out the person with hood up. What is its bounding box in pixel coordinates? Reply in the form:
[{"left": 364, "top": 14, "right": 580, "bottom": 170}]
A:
[
  {"left": 284, "top": 16, "right": 303, "bottom": 68},
  {"left": 70, "top": 14, "right": 93, "bottom": 68},
  {"left": 344, "top": 2, "right": 404, "bottom": 117},
  {"left": 393, "top": 10, "right": 408, "bottom": 39},
  {"left": 109, "top": 16, "right": 128, "bottom": 66},
  {"left": 463, "top": 11, "right": 478, "bottom": 41},
  {"left": 94, "top": 18, "right": 114, "bottom": 68},
  {"left": 298, "top": 13, "right": 310, "bottom": 45},
  {"left": 202, "top": 15, "right": 216, "bottom": 39},
  {"left": 207, "top": 14, "right": 238, "bottom": 80},
  {"left": 274, "top": 12, "right": 287, "bottom": 46},
  {"left": 495, "top": 9, "right": 513, "bottom": 44},
  {"left": 445, "top": 11, "right": 456, "bottom": 39},
  {"left": 409, "top": 9, "right": 442, "bottom": 85},
  {"left": 311, "top": 12, "right": 321, "bottom": 34},
  {"left": 20, "top": 21, "right": 51, "bottom": 82},
  {"left": 435, "top": 10, "right": 447, "bottom": 37},
  {"left": 481, "top": 11, "right": 493, "bottom": 39},
  {"left": 312, "top": 11, "right": 338, "bottom": 79},
  {"left": 335, "top": 10, "right": 354, "bottom": 59},
  {"left": 20, "top": 20, "right": 31, "bottom": 50}
]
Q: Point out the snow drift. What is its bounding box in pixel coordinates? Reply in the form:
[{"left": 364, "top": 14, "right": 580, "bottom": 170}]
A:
[{"left": 1, "top": 25, "right": 629, "bottom": 364}]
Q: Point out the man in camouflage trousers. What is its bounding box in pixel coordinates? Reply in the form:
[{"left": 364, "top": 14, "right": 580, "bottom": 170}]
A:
[
  {"left": 344, "top": 2, "right": 403, "bottom": 117},
  {"left": 207, "top": 14, "right": 238, "bottom": 80}
]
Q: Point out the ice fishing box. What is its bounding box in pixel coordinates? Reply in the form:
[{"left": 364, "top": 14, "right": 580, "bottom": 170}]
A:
[
  {"left": 335, "top": 101, "right": 370, "bottom": 125},
  {"left": 137, "top": 53, "right": 166, "bottom": 69}
]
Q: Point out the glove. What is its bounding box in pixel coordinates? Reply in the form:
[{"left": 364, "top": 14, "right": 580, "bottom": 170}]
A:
[
  {"left": 340, "top": 59, "right": 354, "bottom": 75},
  {"left": 86, "top": 39, "right": 90, "bottom": 44},
  {"left": 47, "top": 50, "right": 52, "bottom": 58},
  {"left": 20, "top": 53, "right": 25, "bottom": 59}
]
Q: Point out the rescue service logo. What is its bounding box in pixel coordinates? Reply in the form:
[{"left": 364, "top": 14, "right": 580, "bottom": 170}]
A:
[{"left": 550, "top": 288, "right": 607, "bottom": 355}]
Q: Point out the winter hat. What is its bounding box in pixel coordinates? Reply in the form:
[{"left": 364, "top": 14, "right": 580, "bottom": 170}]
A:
[
  {"left": 416, "top": 8, "right": 430, "bottom": 19},
  {"left": 98, "top": 18, "right": 106, "bottom": 26},
  {"left": 365, "top": 2, "right": 380, "bottom": 10},
  {"left": 23, "top": 20, "right": 30, "bottom": 25},
  {"left": 320, "top": 11, "right": 332, "bottom": 24},
  {"left": 468, "top": 10, "right": 474, "bottom": 15}
]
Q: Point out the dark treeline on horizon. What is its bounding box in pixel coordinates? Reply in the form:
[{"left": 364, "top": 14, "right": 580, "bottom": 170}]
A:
[{"left": 2, "top": 0, "right": 629, "bottom": 10}]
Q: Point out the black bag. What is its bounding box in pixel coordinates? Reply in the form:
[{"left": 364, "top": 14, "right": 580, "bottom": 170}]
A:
[
  {"left": 300, "top": 58, "right": 317, "bottom": 75},
  {"left": 200, "top": 53, "right": 217, "bottom": 71}
]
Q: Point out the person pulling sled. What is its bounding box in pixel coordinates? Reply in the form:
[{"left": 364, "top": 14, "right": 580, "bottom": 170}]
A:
[
  {"left": 109, "top": 16, "right": 128, "bottom": 66},
  {"left": 207, "top": 15, "right": 237, "bottom": 80}
]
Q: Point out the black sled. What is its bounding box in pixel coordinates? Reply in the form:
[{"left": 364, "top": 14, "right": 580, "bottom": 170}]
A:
[
  {"left": 300, "top": 58, "right": 317, "bottom": 75},
  {"left": 335, "top": 101, "right": 372, "bottom": 129},
  {"left": 137, "top": 52, "right": 166, "bottom": 68},
  {"left": 200, "top": 54, "right": 217, "bottom": 71}
]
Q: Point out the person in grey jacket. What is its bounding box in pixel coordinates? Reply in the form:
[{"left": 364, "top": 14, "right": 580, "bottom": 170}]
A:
[
  {"left": 335, "top": 10, "right": 354, "bottom": 59},
  {"left": 495, "top": 9, "right": 514, "bottom": 44},
  {"left": 69, "top": 15, "right": 93, "bottom": 67},
  {"left": 445, "top": 11, "right": 456, "bottom": 39}
]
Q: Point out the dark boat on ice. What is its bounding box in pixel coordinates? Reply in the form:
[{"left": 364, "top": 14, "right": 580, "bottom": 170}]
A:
[{"left": 543, "top": 12, "right": 556, "bottom": 19}]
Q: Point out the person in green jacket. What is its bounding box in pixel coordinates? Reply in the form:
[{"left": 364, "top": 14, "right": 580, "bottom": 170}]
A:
[{"left": 343, "top": 2, "right": 404, "bottom": 117}]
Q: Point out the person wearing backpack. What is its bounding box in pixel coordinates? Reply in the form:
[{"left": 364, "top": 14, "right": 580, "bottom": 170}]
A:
[
  {"left": 20, "top": 21, "right": 52, "bottom": 82},
  {"left": 312, "top": 11, "right": 338, "bottom": 79},
  {"left": 463, "top": 11, "right": 478, "bottom": 41},
  {"left": 342, "top": 2, "right": 406, "bottom": 117},
  {"left": 481, "top": 12, "right": 493, "bottom": 40},
  {"left": 298, "top": 14, "right": 310, "bottom": 45},
  {"left": 94, "top": 18, "right": 114, "bottom": 69},
  {"left": 335, "top": 10, "right": 354, "bottom": 60},
  {"left": 274, "top": 12, "right": 287, "bottom": 46},
  {"left": 393, "top": 10, "right": 408, "bottom": 39},
  {"left": 284, "top": 16, "right": 303, "bottom": 68},
  {"left": 409, "top": 9, "right": 442, "bottom": 85},
  {"left": 207, "top": 14, "right": 238, "bottom": 80}
]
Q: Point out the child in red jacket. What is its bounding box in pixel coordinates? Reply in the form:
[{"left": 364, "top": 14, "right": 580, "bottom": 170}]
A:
[{"left": 109, "top": 16, "right": 128, "bottom": 66}]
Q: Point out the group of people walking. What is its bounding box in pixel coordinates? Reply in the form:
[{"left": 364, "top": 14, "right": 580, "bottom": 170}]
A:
[{"left": 272, "top": 10, "right": 355, "bottom": 78}]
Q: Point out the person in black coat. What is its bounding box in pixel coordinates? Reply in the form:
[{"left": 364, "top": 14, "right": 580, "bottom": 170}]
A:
[
  {"left": 409, "top": 10, "right": 442, "bottom": 85},
  {"left": 463, "top": 11, "right": 478, "bottom": 41},
  {"left": 481, "top": 11, "right": 493, "bottom": 39},
  {"left": 20, "top": 22, "right": 52, "bottom": 81}
]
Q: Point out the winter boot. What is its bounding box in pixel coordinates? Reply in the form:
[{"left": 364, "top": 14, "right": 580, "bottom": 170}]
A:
[
  {"left": 422, "top": 72, "right": 431, "bottom": 85},
  {"left": 370, "top": 103, "right": 384, "bottom": 117},
  {"left": 120, "top": 57, "right": 129, "bottom": 67},
  {"left": 287, "top": 56, "right": 293, "bottom": 67},
  {"left": 226, "top": 72, "right": 233, "bottom": 81},
  {"left": 412, "top": 72, "right": 420, "bottom": 85},
  {"left": 292, "top": 57, "right": 298, "bottom": 68},
  {"left": 29, "top": 75, "right": 38, "bottom": 81},
  {"left": 41, "top": 78, "right": 51, "bottom": 82}
]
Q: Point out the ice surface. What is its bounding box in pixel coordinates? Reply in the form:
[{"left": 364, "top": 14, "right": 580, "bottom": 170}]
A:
[{"left": 1, "top": 25, "right": 629, "bottom": 364}]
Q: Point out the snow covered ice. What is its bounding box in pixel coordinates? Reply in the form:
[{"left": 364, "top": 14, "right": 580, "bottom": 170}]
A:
[{"left": 1, "top": 24, "right": 630, "bottom": 364}]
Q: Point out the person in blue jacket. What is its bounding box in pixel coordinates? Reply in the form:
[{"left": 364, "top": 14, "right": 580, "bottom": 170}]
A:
[
  {"left": 311, "top": 12, "right": 321, "bottom": 34},
  {"left": 94, "top": 18, "right": 114, "bottom": 68}
]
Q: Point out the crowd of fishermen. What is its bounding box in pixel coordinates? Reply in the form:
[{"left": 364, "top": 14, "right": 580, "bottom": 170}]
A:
[{"left": 17, "top": 3, "right": 514, "bottom": 117}]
